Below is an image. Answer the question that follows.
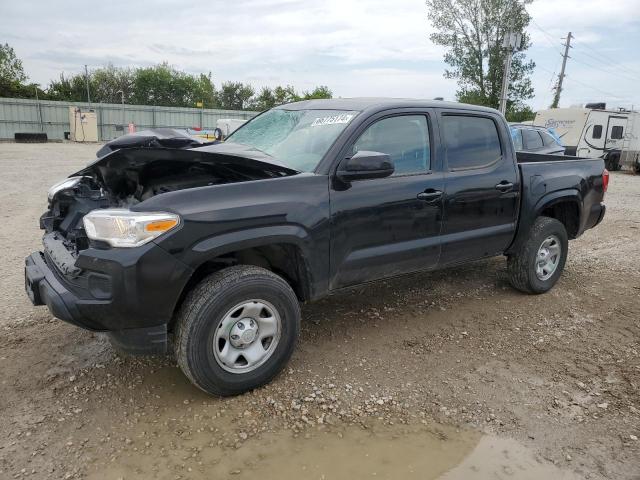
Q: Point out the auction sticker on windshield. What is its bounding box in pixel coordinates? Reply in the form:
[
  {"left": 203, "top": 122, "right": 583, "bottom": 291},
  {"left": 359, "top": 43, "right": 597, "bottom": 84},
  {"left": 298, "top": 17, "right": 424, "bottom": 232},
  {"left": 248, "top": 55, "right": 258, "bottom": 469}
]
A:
[{"left": 311, "top": 113, "right": 355, "bottom": 127}]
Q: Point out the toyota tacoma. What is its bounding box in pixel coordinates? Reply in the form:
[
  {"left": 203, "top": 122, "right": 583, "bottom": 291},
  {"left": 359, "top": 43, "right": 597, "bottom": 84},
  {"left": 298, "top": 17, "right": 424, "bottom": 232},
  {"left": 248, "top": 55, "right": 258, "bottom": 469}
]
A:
[{"left": 25, "top": 99, "right": 608, "bottom": 395}]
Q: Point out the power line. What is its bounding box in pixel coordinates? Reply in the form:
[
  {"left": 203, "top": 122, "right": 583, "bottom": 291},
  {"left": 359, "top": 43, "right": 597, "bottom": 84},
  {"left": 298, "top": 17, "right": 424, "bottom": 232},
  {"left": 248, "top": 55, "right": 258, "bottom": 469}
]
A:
[
  {"left": 572, "top": 40, "right": 640, "bottom": 78},
  {"left": 561, "top": 75, "right": 628, "bottom": 100},
  {"left": 536, "top": 63, "right": 629, "bottom": 101},
  {"left": 569, "top": 54, "right": 640, "bottom": 84},
  {"left": 530, "top": 19, "right": 564, "bottom": 56}
]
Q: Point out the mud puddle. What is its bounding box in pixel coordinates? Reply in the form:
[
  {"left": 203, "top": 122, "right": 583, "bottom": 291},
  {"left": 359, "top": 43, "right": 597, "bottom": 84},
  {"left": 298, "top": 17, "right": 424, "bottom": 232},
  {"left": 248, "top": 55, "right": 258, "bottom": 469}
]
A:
[{"left": 85, "top": 419, "right": 580, "bottom": 480}]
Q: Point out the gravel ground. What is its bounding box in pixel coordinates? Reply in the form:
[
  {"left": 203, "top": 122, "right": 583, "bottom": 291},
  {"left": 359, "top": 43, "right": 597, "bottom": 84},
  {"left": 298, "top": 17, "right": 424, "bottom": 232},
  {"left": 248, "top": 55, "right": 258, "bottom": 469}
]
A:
[{"left": 1, "top": 142, "right": 639, "bottom": 479}]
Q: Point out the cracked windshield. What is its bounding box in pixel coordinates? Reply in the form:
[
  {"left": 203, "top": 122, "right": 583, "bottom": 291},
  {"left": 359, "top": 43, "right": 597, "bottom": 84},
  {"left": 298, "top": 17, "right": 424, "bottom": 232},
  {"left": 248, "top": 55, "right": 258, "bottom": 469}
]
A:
[{"left": 226, "top": 109, "right": 359, "bottom": 172}]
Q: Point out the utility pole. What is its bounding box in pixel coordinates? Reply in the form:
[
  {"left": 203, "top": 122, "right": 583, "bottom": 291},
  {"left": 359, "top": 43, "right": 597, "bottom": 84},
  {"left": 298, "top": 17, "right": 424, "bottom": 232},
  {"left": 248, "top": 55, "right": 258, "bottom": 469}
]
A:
[
  {"left": 84, "top": 64, "right": 91, "bottom": 107},
  {"left": 551, "top": 32, "right": 573, "bottom": 108},
  {"left": 499, "top": 31, "right": 522, "bottom": 115}
]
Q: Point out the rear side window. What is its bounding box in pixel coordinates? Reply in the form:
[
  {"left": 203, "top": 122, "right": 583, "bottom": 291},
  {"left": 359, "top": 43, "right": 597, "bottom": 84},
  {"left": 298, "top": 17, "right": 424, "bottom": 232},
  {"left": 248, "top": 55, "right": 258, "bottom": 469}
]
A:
[
  {"left": 541, "top": 131, "right": 558, "bottom": 146},
  {"left": 442, "top": 115, "right": 502, "bottom": 170},
  {"left": 353, "top": 115, "right": 430, "bottom": 174},
  {"left": 592, "top": 125, "right": 603, "bottom": 139},
  {"left": 522, "top": 129, "right": 544, "bottom": 149},
  {"left": 511, "top": 128, "right": 523, "bottom": 150},
  {"left": 611, "top": 125, "right": 624, "bottom": 139}
]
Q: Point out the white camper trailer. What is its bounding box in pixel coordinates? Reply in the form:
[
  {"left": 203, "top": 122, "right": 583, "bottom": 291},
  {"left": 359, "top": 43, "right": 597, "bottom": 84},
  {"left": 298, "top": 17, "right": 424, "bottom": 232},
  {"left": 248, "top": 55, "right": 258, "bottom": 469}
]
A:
[{"left": 534, "top": 106, "right": 640, "bottom": 172}]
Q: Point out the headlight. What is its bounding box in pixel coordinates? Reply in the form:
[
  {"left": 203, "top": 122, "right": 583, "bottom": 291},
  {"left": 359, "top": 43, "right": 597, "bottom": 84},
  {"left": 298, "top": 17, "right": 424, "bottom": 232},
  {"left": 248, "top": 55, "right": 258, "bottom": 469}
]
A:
[
  {"left": 83, "top": 209, "right": 180, "bottom": 248},
  {"left": 48, "top": 176, "right": 85, "bottom": 201}
]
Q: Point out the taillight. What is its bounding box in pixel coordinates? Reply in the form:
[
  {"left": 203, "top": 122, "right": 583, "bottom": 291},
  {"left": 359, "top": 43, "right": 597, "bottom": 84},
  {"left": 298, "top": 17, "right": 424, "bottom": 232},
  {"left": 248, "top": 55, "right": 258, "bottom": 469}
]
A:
[{"left": 602, "top": 169, "right": 610, "bottom": 193}]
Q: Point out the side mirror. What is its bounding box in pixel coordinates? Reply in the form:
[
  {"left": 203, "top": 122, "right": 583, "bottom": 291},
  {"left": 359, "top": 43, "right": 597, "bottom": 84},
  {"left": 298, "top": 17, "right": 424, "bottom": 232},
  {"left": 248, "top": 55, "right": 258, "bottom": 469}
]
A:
[{"left": 337, "top": 150, "right": 394, "bottom": 182}]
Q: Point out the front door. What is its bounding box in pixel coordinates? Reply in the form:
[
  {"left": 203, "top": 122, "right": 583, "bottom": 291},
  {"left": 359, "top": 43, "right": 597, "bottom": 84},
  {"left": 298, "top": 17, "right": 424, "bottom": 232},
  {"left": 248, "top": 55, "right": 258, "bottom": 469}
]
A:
[{"left": 329, "top": 111, "right": 444, "bottom": 289}]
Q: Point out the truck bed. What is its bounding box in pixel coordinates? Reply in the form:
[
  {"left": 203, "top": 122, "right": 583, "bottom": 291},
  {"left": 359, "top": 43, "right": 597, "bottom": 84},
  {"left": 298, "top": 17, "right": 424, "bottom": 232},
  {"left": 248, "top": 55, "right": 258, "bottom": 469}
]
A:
[
  {"left": 510, "top": 153, "right": 606, "bottom": 256},
  {"left": 516, "top": 151, "right": 602, "bottom": 164}
]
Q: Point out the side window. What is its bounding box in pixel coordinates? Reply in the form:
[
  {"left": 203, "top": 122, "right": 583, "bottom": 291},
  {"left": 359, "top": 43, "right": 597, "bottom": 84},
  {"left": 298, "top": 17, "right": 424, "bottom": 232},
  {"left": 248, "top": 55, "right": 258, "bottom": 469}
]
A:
[
  {"left": 522, "top": 129, "right": 544, "bottom": 150},
  {"left": 353, "top": 115, "right": 430, "bottom": 174},
  {"left": 442, "top": 115, "right": 502, "bottom": 170},
  {"left": 592, "top": 125, "right": 603, "bottom": 139},
  {"left": 611, "top": 125, "right": 624, "bottom": 140},
  {"left": 541, "top": 131, "right": 558, "bottom": 146},
  {"left": 511, "top": 128, "right": 523, "bottom": 150}
]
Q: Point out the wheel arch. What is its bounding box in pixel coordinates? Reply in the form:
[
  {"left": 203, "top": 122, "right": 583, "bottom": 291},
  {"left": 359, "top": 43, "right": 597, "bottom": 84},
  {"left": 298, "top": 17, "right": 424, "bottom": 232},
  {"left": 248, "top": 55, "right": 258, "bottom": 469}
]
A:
[
  {"left": 506, "top": 189, "right": 582, "bottom": 255},
  {"left": 535, "top": 191, "right": 582, "bottom": 239},
  {"left": 169, "top": 226, "right": 315, "bottom": 331}
]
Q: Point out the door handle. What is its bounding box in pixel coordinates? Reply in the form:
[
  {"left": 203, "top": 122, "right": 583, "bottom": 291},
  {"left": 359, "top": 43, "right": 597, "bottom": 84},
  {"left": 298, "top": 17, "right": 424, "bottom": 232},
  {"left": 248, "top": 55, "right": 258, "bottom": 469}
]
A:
[
  {"left": 417, "top": 190, "right": 443, "bottom": 202},
  {"left": 495, "top": 181, "right": 514, "bottom": 193}
]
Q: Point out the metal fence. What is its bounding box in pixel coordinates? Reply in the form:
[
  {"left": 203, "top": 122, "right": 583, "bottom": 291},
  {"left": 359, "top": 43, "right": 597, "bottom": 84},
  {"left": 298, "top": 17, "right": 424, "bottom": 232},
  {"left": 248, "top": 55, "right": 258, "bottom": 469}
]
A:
[{"left": 0, "top": 97, "right": 258, "bottom": 141}]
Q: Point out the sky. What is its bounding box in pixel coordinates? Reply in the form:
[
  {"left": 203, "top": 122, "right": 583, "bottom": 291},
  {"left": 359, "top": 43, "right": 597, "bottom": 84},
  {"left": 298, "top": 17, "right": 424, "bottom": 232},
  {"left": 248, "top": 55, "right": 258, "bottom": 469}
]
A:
[{"left": 2, "top": 0, "right": 640, "bottom": 110}]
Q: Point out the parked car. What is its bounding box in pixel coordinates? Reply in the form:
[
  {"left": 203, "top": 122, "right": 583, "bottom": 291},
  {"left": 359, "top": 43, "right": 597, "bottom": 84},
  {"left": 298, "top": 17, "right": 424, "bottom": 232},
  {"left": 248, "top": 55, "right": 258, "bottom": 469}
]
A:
[
  {"left": 510, "top": 123, "right": 565, "bottom": 155},
  {"left": 26, "top": 99, "right": 608, "bottom": 396}
]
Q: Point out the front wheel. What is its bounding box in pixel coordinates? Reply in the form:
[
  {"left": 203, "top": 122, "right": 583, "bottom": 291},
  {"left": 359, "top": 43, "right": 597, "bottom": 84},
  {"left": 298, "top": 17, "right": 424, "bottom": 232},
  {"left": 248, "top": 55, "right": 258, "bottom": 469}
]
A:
[
  {"left": 507, "top": 216, "right": 569, "bottom": 294},
  {"left": 174, "top": 265, "right": 300, "bottom": 396}
]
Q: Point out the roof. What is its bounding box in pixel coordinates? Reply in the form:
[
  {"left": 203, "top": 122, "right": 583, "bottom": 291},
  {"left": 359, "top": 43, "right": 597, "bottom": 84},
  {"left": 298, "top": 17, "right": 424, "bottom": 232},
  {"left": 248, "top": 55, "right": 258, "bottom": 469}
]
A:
[{"left": 274, "top": 97, "right": 500, "bottom": 115}]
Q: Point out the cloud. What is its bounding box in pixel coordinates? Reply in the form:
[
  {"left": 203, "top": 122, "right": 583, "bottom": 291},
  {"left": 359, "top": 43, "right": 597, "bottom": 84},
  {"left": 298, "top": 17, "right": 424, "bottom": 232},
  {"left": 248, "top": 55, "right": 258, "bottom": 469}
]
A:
[{"left": 1, "top": 0, "right": 638, "bottom": 108}]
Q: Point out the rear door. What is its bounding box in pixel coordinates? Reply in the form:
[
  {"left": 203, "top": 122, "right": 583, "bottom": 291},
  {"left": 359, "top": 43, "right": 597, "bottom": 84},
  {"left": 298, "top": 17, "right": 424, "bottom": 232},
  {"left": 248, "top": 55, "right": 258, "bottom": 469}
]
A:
[
  {"left": 329, "top": 109, "right": 444, "bottom": 289},
  {"left": 436, "top": 110, "right": 520, "bottom": 265}
]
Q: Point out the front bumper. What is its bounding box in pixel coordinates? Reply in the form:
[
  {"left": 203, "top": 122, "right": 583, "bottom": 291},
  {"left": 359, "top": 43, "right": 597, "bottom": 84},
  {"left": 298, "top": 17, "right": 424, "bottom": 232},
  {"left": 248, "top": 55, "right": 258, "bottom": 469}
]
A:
[
  {"left": 25, "top": 252, "right": 90, "bottom": 329},
  {"left": 25, "top": 241, "right": 193, "bottom": 354}
]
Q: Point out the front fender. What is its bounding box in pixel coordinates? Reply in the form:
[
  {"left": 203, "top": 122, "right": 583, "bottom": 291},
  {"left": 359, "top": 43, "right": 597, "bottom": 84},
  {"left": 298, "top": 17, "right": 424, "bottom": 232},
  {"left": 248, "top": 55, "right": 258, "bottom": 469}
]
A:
[
  {"left": 182, "top": 223, "right": 328, "bottom": 301},
  {"left": 192, "top": 225, "right": 310, "bottom": 255}
]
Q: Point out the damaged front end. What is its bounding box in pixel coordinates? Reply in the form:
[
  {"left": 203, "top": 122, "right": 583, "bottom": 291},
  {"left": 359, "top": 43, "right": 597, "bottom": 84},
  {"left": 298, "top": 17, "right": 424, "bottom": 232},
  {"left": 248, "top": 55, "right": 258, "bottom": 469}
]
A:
[
  {"left": 26, "top": 145, "right": 299, "bottom": 343},
  {"left": 41, "top": 146, "right": 298, "bottom": 260}
]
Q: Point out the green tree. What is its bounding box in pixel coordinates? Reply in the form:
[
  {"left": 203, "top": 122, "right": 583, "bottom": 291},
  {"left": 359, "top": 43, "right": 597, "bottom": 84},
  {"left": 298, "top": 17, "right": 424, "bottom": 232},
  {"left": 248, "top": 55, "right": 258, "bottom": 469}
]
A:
[
  {"left": 250, "top": 85, "right": 332, "bottom": 111},
  {"left": 252, "top": 86, "right": 277, "bottom": 110},
  {"left": 0, "top": 43, "right": 44, "bottom": 98},
  {"left": 506, "top": 104, "right": 534, "bottom": 122},
  {"left": 272, "top": 85, "right": 299, "bottom": 105},
  {"left": 216, "top": 82, "right": 255, "bottom": 110},
  {"left": 191, "top": 72, "right": 217, "bottom": 108},
  {"left": 1, "top": 47, "right": 334, "bottom": 111},
  {"left": 426, "top": 0, "right": 535, "bottom": 114},
  {"left": 301, "top": 85, "right": 332, "bottom": 100},
  {"left": 46, "top": 73, "right": 86, "bottom": 101},
  {"left": 132, "top": 62, "right": 195, "bottom": 107},
  {"left": 90, "top": 64, "right": 135, "bottom": 103}
]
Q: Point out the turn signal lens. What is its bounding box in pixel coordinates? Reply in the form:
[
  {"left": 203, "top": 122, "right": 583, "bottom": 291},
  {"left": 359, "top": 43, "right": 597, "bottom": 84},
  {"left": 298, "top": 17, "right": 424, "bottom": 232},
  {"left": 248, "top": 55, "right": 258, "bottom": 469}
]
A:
[
  {"left": 145, "top": 219, "right": 179, "bottom": 232},
  {"left": 83, "top": 209, "right": 180, "bottom": 248}
]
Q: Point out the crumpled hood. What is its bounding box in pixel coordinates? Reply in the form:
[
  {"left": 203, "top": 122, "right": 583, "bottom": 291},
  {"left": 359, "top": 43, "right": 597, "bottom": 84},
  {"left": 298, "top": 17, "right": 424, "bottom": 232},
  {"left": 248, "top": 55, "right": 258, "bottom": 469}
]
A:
[
  {"left": 73, "top": 146, "right": 299, "bottom": 201},
  {"left": 95, "top": 128, "right": 213, "bottom": 157}
]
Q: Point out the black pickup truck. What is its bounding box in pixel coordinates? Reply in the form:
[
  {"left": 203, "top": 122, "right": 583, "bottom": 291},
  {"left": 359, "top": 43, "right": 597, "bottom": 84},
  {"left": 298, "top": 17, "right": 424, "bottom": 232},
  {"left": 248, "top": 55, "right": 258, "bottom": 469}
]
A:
[{"left": 25, "top": 99, "right": 608, "bottom": 395}]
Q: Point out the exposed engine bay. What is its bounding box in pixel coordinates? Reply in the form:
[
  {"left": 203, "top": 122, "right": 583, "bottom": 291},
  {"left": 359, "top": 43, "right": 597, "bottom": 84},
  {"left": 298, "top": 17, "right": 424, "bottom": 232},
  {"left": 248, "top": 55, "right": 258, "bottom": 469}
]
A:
[{"left": 41, "top": 145, "right": 299, "bottom": 258}]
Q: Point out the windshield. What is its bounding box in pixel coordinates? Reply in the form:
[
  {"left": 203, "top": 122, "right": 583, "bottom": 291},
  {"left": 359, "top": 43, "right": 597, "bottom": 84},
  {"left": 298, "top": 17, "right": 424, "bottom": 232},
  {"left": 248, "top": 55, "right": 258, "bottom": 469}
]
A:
[{"left": 226, "top": 109, "right": 359, "bottom": 172}]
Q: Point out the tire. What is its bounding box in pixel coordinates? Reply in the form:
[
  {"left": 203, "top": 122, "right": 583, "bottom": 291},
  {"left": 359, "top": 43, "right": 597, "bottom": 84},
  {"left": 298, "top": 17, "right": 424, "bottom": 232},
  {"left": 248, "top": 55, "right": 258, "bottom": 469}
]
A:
[
  {"left": 174, "top": 265, "right": 300, "bottom": 396},
  {"left": 606, "top": 153, "right": 621, "bottom": 171},
  {"left": 507, "top": 216, "right": 569, "bottom": 294}
]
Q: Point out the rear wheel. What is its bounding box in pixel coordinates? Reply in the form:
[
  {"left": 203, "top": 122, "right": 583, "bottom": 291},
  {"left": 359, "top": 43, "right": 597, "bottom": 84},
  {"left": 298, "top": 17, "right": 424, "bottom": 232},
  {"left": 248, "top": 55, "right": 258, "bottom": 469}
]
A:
[
  {"left": 174, "top": 265, "right": 300, "bottom": 396},
  {"left": 606, "top": 153, "right": 621, "bottom": 171},
  {"left": 507, "top": 216, "right": 568, "bottom": 294}
]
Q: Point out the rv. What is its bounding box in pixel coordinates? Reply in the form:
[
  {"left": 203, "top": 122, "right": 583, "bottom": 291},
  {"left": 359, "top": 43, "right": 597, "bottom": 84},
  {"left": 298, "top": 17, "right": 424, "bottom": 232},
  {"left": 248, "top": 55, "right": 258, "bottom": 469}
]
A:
[{"left": 534, "top": 105, "right": 640, "bottom": 172}]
